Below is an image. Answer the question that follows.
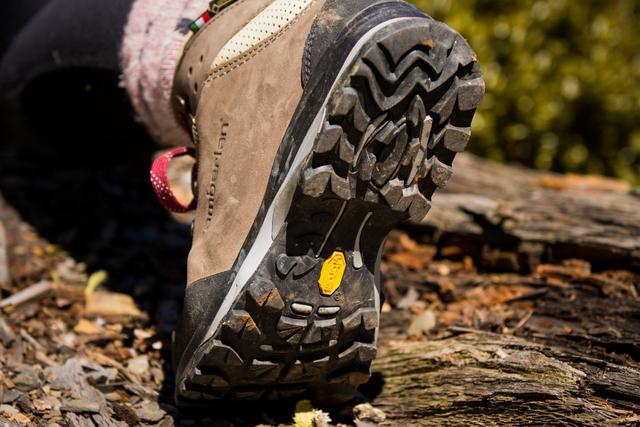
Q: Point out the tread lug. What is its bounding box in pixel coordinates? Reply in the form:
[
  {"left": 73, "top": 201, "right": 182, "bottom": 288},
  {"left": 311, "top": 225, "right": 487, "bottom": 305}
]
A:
[
  {"left": 248, "top": 278, "right": 286, "bottom": 313},
  {"left": 443, "top": 124, "right": 471, "bottom": 152},
  {"left": 430, "top": 158, "right": 453, "bottom": 188},
  {"left": 276, "top": 316, "right": 308, "bottom": 344}
]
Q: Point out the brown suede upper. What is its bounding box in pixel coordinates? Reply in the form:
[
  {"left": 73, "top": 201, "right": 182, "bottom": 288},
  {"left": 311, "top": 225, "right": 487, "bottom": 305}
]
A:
[
  {"left": 180, "top": 0, "right": 326, "bottom": 284},
  {"left": 173, "top": 0, "right": 274, "bottom": 121}
]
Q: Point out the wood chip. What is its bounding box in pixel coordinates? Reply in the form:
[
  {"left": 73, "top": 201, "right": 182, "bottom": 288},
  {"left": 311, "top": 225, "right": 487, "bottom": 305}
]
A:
[
  {"left": 126, "top": 355, "right": 149, "bottom": 378},
  {"left": 353, "top": 403, "right": 386, "bottom": 423},
  {"left": 33, "top": 398, "right": 52, "bottom": 412},
  {"left": 20, "top": 328, "right": 45, "bottom": 352},
  {"left": 84, "top": 292, "right": 142, "bottom": 318},
  {"left": 73, "top": 319, "right": 104, "bottom": 335},
  {"left": 65, "top": 412, "right": 95, "bottom": 427},
  {"left": 112, "top": 403, "right": 139, "bottom": 426},
  {"left": 0, "top": 404, "right": 19, "bottom": 417},
  {"left": 86, "top": 351, "right": 141, "bottom": 384},
  {"left": 12, "top": 369, "right": 41, "bottom": 392},
  {"left": 8, "top": 412, "right": 31, "bottom": 425},
  {"left": 134, "top": 401, "right": 165, "bottom": 423},
  {"left": 0, "top": 315, "right": 15, "bottom": 344},
  {"left": 61, "top": 400, "right": 101, "bottom": 414},
  {"left": 0, "top": 221, "right": 9, "bottom": 287},
  {"left": 0, "top": 281, "right": 52, "bottom": 311}
]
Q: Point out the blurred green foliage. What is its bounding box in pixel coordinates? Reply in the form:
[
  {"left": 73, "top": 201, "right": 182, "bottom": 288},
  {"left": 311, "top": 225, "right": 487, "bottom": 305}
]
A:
[{"left": 411, "top": 0, "right": 640, "bottom": 184}]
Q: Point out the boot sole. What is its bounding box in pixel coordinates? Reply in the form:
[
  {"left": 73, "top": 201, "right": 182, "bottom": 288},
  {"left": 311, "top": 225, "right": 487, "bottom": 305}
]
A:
[{"left": 177, "top": 16, "right": 483, "bottom": 404}]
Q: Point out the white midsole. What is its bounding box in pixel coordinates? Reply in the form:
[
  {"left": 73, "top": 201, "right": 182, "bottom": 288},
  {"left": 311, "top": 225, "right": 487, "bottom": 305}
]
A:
[{"left": 198, "top": 17, "right": 415, "bottom": 348}]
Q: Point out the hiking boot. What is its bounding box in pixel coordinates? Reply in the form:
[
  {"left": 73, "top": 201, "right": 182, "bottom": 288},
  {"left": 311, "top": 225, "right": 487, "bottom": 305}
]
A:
[{"left": 162, "top": 0, "right": 484, "bottom": 404}]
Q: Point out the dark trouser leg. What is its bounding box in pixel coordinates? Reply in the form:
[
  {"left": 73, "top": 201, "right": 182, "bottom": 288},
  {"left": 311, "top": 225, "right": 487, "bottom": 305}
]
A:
[
  {"left": 0, "top": 0, "right": 51, "bottom": 56},
  {"left": 1, "top": 0, "right": 135, "bottom": 93},
  {"left": 0, "top": 0, "right": 153, "bottom": 156}
]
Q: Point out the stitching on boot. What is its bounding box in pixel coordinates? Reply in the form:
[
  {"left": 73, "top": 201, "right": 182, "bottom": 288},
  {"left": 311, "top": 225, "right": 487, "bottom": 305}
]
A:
[{"left": 200, "top": 0, "right": 318, "bottom": 90}]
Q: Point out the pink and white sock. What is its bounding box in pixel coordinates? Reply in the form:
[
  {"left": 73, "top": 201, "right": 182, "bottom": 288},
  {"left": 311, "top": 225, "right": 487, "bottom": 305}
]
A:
[{"left": 120, "top": 0, "right": 207, "bottom": 147}]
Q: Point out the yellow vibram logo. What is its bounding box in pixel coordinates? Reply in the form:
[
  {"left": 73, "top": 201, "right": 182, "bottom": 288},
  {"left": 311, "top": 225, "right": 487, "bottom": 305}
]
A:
[{"left": 318, "top": 251, "right": 347, "bottom": 296}]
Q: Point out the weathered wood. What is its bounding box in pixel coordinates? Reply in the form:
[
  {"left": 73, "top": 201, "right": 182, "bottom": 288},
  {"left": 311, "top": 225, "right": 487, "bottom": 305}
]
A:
[
  {"left": 0, "top": 280, "right": 51, "bottom": 310},
  {"left": 370, "top": 332, "right": 640, "bottom": 426},
  {"left": 371, "top": 246, "right": 640, "bottom": 425},
  {"left": 0, "top": 221, "right": 8, "bottom": 286},
  {"left": 411, "top": 153, "right": 640, "bottom": 271}
]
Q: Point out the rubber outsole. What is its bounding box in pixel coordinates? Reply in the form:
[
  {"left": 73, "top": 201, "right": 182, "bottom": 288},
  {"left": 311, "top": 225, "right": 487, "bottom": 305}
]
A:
[{"left": 177, "top": 16, "right": 483, "bottom": 405}]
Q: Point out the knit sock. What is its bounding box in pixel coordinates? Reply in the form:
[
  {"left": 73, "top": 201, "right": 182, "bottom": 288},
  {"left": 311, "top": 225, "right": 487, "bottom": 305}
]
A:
[{"left": 120, "top": 0, "right": 207, "bottom": 147}]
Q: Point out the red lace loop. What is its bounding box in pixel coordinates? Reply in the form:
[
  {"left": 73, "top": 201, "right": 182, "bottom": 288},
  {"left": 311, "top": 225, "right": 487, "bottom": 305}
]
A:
[{"left": 150, "top": 147, "right": 196, "bottom": 213}]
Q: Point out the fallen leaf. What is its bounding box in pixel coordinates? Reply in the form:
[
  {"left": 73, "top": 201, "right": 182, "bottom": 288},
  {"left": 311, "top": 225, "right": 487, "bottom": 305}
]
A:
[
  {"left": 85, "top": 270, "right": 108, "bottom": 295},
  {"left": 293, "top": 400, "right": 331, "bottom": 427}
]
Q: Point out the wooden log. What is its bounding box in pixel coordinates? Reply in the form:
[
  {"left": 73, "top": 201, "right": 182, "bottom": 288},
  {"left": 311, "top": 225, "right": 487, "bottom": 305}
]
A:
[
  {"left": 372, "top": 156, "right": 640, "bottom": 426},
  {"left": 410, "top": 153, "right": 640, "bottom": 271},
  {"left": 370, "top": 331, "right": 640, "bottom": 426}
]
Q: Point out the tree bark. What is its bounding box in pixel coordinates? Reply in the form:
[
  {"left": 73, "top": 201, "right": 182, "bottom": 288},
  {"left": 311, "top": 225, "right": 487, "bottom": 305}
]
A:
[
  {"left": 368, "top": 154, "right": 640, "bottom": 425},
  {"left": 371, "top": 332, "right": 640, "bottom": 426},
  {"left": 410, "top": 153, "right": 640, "bottom": 272}
]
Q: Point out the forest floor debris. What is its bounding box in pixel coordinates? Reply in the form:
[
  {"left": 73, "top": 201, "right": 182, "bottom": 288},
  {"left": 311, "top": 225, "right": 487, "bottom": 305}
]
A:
[{"left": 0, "top": 151, "right": 638, "bottom": 425}]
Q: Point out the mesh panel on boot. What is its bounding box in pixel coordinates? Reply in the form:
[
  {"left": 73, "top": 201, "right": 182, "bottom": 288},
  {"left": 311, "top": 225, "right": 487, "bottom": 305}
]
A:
[{"left": 212, "top": 0, "right": 314, "bottom": 67}]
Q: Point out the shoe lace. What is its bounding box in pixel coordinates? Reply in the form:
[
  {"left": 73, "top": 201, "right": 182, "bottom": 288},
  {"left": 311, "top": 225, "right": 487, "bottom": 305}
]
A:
[{"left": 150, "top": 147, "right": 197, "bottom": 213}]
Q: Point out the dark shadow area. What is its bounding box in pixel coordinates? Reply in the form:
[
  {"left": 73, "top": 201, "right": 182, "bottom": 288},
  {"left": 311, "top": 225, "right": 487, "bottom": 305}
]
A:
[
  {"left": 1, "top": 68, "right": 191, "bottom": 406},
  {"left": 0, "top": 68, "right": 190, "bottom": 291},
  {"left": 358, "top": 372, "right": 385, "bottom": 400},
  {"left": 0, "top": 0, "right": 50, "bottom": 56}
]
